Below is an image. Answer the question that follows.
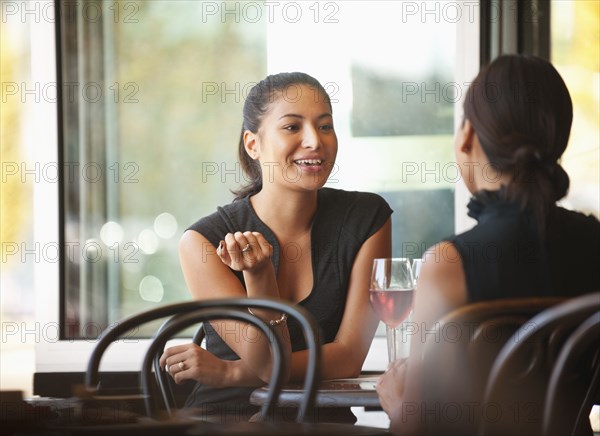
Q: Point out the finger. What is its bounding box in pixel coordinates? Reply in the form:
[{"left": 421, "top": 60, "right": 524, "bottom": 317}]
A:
[
  {"left": 225, "top": 232, "right": 247, "bottom": 253},
  {"left": 376, "top": 371, "right": 388, "bottom": 387},
  {"left": 386, "top": 358, "right": 406, "bottom": 372},
  {"left": 395, "top": 359, "right": 408, "bottom": 373},
  {"left": 223, "top": 233, "right": 237, "bottom": 250},
  {"left": 242, "top": 232, "right": 260, "bottom": 258},
  {"left": 242, "top": 231, "right": 258, "bottom": 248},
  {"left": 217, "top": 240, "right": 230, "bottom": 264},
  {"left": 159, "top": 347, "right": 181, "bottom": 369},
  {"left": 233, "top": 231, "right": 250, "bottom": 252},
  {"left": 252, "top": 232, "right": 273, "bottom": 257},
  {"left": 172, "top": 359, "right": 195, "bottom": 384},
  {"left": 162, "top": 345, "right": 193, "bottom": 370},
  {"left": 159, "top": 349, "right": 172, "bottom": 369},
  {"left": 166, "top": 356, "right": 186, "bottom": 376},
  {"left": 173, "top": 368, "right": 191, "bottom": 385},
  {"left": 165, "top": 344, "right": 193, "bottom": 356},
  {"left": 224, "top": 233, "right": 241, "bottom": 263}
]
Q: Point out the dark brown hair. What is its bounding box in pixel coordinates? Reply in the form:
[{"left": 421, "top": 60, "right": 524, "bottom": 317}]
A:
[
  {"left": 463, "top": 54, "right": 572, "bottom": 226},
  {"left": 233, "top": 72, "right": 332, "bottom": 200}
]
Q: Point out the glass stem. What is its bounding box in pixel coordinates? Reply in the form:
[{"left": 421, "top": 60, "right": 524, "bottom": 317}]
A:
[{"left": 386, "top": 324, "right": 398, "bottom": 363}]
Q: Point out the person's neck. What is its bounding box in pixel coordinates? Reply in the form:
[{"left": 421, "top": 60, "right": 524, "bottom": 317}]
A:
[
  {"left": 250, "top": 187, "right": 318, "bottom": 240},
  {"left": 476, "top": 178, "right": 509, "bottom": 192},
  {"left": 473, "top": 160, "right": 512, "bottom": 192}
]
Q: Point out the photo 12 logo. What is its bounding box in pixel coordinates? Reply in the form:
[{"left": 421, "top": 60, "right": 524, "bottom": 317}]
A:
[
  {"left": 1, "top": 321, "right": 140, "bottom": 343},
  {"left": 1, "top": 1, "right": 141, "bottom": 24},
  {"left": 398, "top": 1, "right": 539, "bottom": 24},
  {"left": 197, "top": 1, "right": 340, "bottom": 24},
  {"left": 1, "top": 161, "right": 140, "bottom": 184},
  {"left": 201, "top": 81, "right": 340, "bottom": 104},
  {"left": 1, "top": 240, "right": 140, "bottom": 265},
  {"left": 1, "top": 82, "right": 139, "bottom": 104}
]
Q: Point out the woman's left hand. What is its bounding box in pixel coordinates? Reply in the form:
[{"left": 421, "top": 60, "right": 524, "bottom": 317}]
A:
[
  {"left": 217, "top": 231, "right": 273, "bottom": 273},
  {"left": 159, "top": 343, "right": 232, "bottom": 387},
  {"left": 376, "top": 358, "right": 408, "bottom": 425}
]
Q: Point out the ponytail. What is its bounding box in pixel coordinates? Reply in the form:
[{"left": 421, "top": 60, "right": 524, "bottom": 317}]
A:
[{"left": 504, "top": 146, "right": 570, "bottom": 226}]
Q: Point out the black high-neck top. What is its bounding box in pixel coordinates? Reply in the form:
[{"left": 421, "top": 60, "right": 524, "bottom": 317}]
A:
[{"left": 450, "top": 191, "right": 600, "bottom": 302}]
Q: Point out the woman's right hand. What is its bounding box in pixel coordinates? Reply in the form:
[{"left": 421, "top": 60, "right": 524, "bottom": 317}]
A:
[
  {"left": 376, "top": 358, "right": 408, "bottom": 425},
  {"left": 217, "top": 231, "right": 273, "bottom": 273},
  {"left": 160, "top": 342, "right": 264, "bottom": 388}
]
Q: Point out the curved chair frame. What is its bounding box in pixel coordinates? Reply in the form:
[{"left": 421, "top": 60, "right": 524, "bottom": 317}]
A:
[
  {"left": 420, "top": 296, "right": 565, "bottom": 435},
  {"left": 86, "top": 298, "right": 321, "bottom": 423},
  {"left": 542, "top": 311, "right": 600, "bottom": 436},
  {"left": 481, "top": 292, "right": 600, "bottom": 435},
  {"left": 140, "top": 308, "right": 283, "bottom": 420}
]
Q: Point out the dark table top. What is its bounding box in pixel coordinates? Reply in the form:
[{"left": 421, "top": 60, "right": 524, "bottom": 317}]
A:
[{"left": 250, "top": 374, "right": 382, "bottom": 408}]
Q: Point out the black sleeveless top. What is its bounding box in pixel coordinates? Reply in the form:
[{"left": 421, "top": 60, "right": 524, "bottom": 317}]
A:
[
  {"left": 183, "top": 188, "right": 392, "bottom": 413},
  {"left": 449, "top": 190, "right": 600, "bottom": 302}
]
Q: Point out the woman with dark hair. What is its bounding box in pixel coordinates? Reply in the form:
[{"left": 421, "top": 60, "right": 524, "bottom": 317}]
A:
[
  {"left": 376, "top": 54, "right": 599, "bottom": 434},
  {"left": 160, "top": 72, "right": 392, "bottom": 422}
]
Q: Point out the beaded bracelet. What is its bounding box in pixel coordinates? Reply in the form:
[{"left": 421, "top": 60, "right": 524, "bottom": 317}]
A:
[{"left": 247, "top": 307, "right": 288, "bottom": 326}]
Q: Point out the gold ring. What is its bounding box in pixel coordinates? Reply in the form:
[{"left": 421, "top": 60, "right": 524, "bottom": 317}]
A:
[{"left": 242, "top": 244, "right": 251, "bottom": 252}]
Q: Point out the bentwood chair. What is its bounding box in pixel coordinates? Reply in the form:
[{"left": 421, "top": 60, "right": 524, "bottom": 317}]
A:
[
  {"left": 481, "top": 292, "right": 600, "bottom": 436},
  {"left": 420, "top": 296, "right": 566, "bottom": 435},
  {"left": 542, "top": 310, "right": 600, "bottom": 436},
  {"left": 140, "top": 306, "right": 287, "bottom": 421},
  {"left": 142, "top": 298, "right": 318, "bottom": 423},
  {"left": 69, "top": 299, "right": 289, "bottom": 435}
]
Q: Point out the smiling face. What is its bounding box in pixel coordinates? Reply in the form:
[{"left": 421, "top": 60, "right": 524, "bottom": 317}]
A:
[{"left": 243, "top": 84, "right": 338, "bottom": 194}]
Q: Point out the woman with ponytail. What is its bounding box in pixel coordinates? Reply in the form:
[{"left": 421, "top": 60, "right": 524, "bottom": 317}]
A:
[
  {"left": 377, "top": 54, "right": 599, "bottom": 435},
  {"left": 160, "top": 72, "right": 392, "bottom": 423}
]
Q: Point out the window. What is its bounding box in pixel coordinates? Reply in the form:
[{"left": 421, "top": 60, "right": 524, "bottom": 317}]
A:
[
  {"left": 551, "top": 0, "right": 599, "bottom": 217},
  {"left": 57, "top": 0, "right": 465, "bottom": 340}
]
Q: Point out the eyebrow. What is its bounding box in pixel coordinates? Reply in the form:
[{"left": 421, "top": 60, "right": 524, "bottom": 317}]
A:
[{"left": 279, "top": 113, "right": 333, "bottom": 120}]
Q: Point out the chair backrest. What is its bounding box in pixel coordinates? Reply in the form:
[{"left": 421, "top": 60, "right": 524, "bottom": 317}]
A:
[
  {"left": 480, "top": 292, "right": 600, "bottom": 436},
  {"left": 420, "top": 296, "right": 565, "bottom": 435},
  {"left": 140, "top": 306, "right": 284, "bottom": 420},
  {"left": 542, "top": 311, "right": 600, "bottom": 436},
  {"left": 86, "top": 298, "right": 321, "bottom": 423}
]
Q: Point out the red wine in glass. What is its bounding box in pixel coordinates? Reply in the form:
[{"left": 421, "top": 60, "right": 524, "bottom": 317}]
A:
[
  {"left": 369, "top": 258, "right": 416, "bottom": 362},
  {"left": 369, "top": 288, "right": 414, "bottom": 328}
]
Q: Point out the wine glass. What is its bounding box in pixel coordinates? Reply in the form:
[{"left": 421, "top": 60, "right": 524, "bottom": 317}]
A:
[
  {"left": 369, "top": 258, "right": 416, "bottom": 363},
  {"left": 403, "top": 257, "right": 423, "bottom": 337},
  {"left": 412, "top": 258, "right": 423, "bottom": 285}
]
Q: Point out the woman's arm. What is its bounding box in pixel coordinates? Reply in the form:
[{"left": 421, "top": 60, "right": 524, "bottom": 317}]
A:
[
  {"left": 376, "top": 241, "right": 468, "bottom": 435},
  {"left": 288, "top": 218, "right": 392, "bottom": 381},
  {"left": 163, "top": 216, "right": 391, "bottom": 386},
  {"left": 164, "top": 229, "right": 291, "bottom": 384}
]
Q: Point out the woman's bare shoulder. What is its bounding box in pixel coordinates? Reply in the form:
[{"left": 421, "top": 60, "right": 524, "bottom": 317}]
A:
[{"left": 414, "top": 241, "right": 468, "bottom": 327}]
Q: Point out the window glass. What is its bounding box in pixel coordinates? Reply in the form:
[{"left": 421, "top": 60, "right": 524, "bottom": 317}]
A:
[
  {"left": 551, "top": 0, "right": 599, "bottom": 217},
  {"left": 1, "top": 6, "right": 35, "bottom": 395},
  {"left": 60, "top": 0, "right": 457, "bottom": 338}
]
